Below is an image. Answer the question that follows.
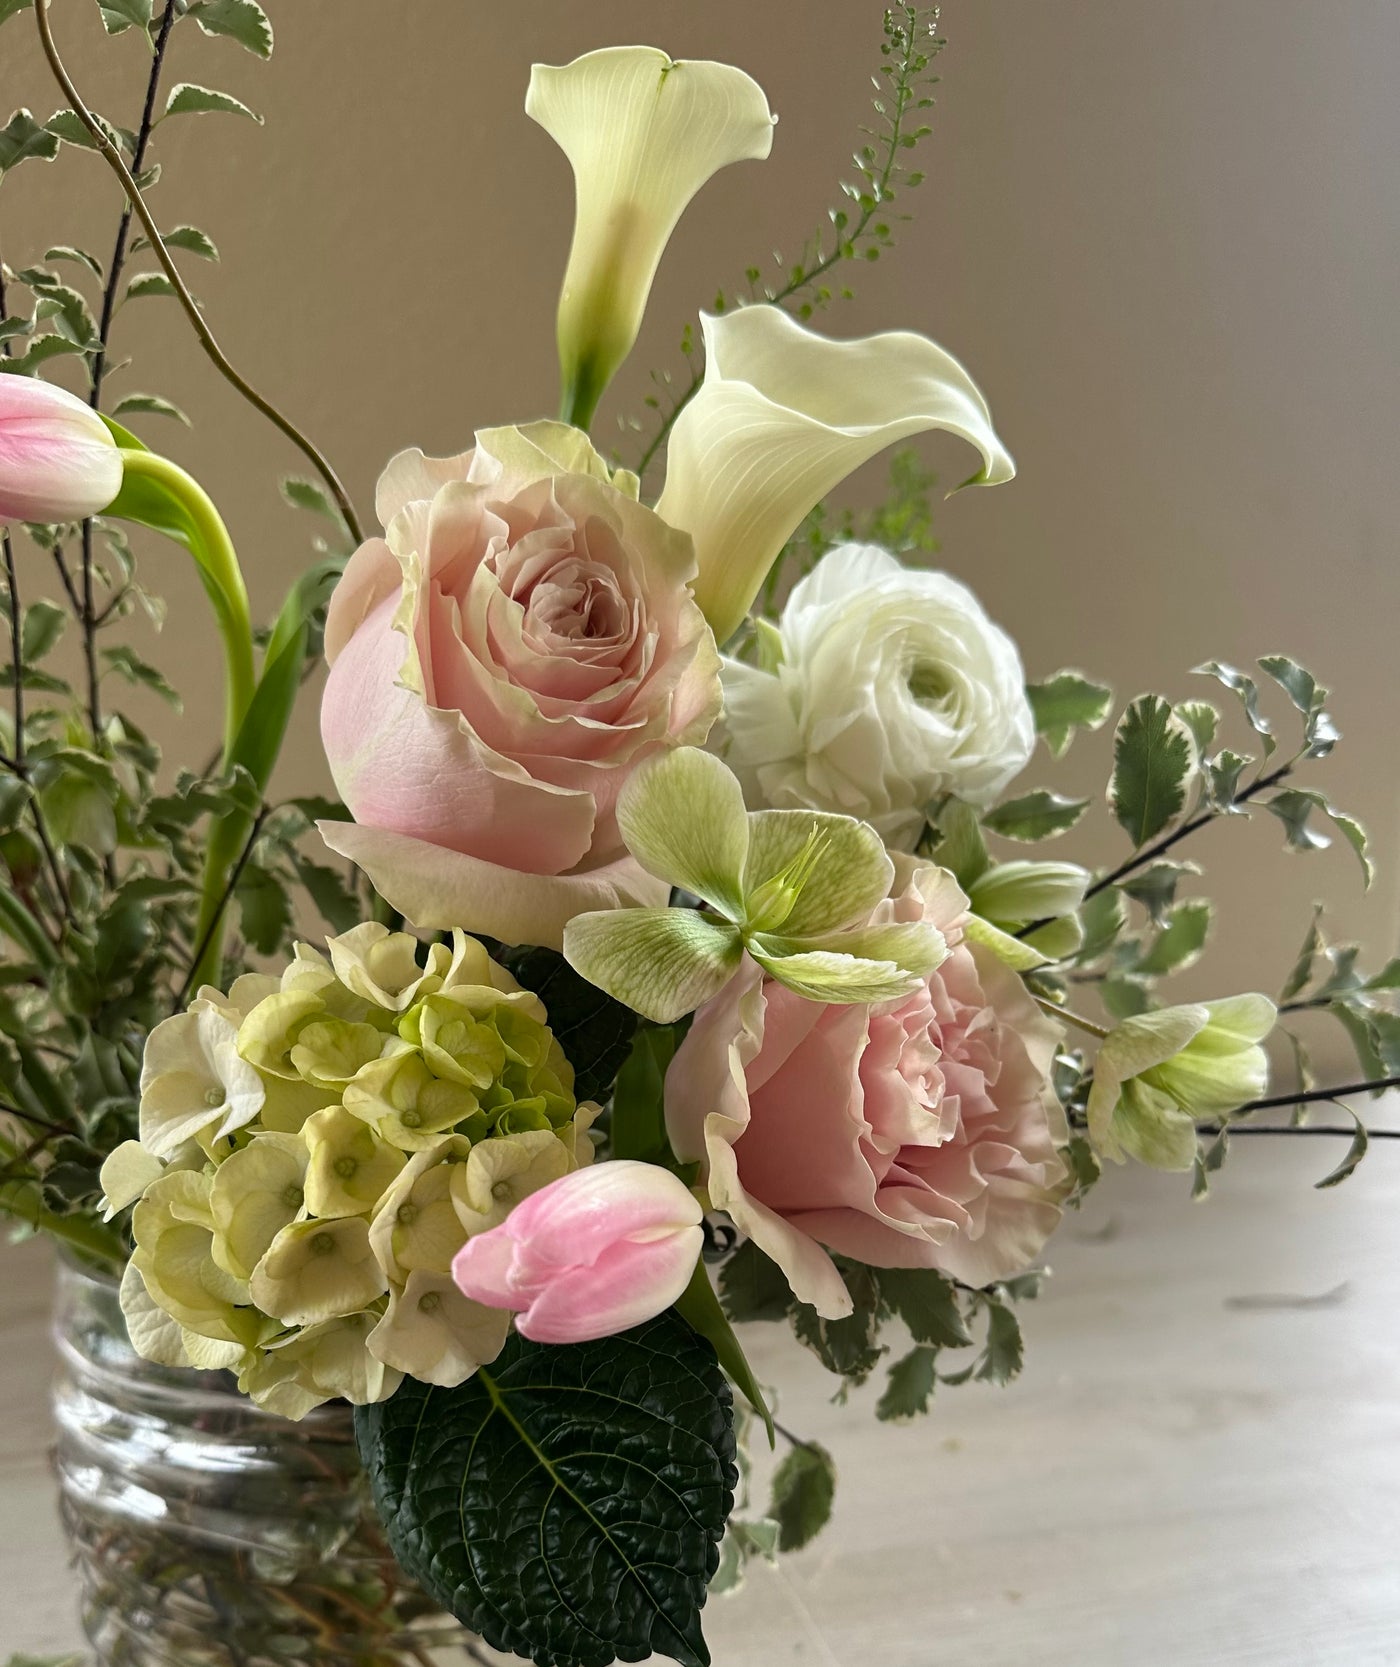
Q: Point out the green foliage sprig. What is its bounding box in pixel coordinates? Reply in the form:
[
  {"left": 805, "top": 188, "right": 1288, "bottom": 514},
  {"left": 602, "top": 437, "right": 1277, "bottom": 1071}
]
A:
[{"left": 629, "top": 5, "right": 946, "bottom": 485}]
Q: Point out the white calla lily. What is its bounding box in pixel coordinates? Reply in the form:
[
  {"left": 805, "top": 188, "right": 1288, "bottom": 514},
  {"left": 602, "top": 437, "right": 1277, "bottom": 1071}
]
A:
[
  {"left": 527, "top": 46, "right": 776, "bottom": 426},
  {"left": 656, "top": 306, "right": 1017, "bottom": 643}
]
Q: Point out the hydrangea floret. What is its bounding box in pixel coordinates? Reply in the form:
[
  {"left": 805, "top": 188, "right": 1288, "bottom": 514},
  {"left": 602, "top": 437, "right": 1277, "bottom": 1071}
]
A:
[{"left": 102, "top": 926, "right": 598, "bottom": 1415}]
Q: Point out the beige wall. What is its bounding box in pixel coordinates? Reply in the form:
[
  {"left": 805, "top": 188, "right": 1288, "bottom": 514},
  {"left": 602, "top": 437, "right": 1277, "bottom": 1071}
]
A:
[{"left": 3, "top": 3, "right": 1398, "bottom": 1057}]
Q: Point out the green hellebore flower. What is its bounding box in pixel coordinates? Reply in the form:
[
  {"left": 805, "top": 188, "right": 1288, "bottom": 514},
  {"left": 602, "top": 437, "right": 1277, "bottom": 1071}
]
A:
[
  {"left": 966, "top": 859, "right": 1091, "bottom": 969},
  {"left": 563, "top": 747, "right": 948, "bottom": 1022},
  {"left": 1086, "top": 993, "right": 1277, "bottom": 1171}
]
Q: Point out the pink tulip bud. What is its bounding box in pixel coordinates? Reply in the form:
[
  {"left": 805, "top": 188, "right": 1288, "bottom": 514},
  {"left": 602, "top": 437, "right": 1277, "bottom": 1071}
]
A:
[
  {"left": 451, "top": 1160, "right": 704, "bottom": 1345},
  {"left": 0, "top": 377, "right": 123, "bottom": 524}
]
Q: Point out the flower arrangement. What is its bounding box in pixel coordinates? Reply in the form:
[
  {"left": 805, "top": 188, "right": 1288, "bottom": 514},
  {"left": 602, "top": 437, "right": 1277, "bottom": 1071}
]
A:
[{"left": 1, "top": 6, "right": 1395, "bottom": 1667}]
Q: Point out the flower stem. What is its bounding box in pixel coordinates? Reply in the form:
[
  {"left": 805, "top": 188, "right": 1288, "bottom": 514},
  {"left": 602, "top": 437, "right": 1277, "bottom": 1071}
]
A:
[
  {"left": 113, "top": 449, "right": 255, "bottom": 759},
  {"left": 34, "top": 0, "right": 364, "bottom": 545}
]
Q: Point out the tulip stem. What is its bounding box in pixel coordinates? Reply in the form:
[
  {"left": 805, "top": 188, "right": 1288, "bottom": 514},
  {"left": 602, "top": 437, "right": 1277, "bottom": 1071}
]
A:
[
  {"left": 34, "top": 0, "right": 365, "bottom": 546},
  {"left": 113, "top": 450, "right": 255, "bottom": 759},
  {"left": 1034, "top": 995, "right": 1109, "bottom": 1040}
]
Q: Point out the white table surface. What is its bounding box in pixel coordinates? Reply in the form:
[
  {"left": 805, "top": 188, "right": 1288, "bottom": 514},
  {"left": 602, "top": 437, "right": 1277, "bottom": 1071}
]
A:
[{"left": 4, "top": 1130, "right": 1398, "bottom": 1665}]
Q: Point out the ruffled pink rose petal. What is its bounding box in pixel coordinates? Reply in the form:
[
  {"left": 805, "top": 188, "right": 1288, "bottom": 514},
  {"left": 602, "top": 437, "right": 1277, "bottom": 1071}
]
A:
[
  {"left": 320, "top": 430, "right": 721, "bottom": 947},
  {"left": 666, "top": 868, "right": 1069, "bottom": 1317}
]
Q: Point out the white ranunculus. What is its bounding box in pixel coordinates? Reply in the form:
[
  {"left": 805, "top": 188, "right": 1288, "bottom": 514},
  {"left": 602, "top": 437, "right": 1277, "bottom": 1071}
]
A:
[{"left": 719, "top": 543, "right": 1035, "bottom": 847}]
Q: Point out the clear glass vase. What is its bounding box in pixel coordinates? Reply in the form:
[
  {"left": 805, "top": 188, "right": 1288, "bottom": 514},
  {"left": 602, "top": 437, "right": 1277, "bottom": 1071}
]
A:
[{"left": 51, "top": 1252, "right": 503, "bottom": 1667}]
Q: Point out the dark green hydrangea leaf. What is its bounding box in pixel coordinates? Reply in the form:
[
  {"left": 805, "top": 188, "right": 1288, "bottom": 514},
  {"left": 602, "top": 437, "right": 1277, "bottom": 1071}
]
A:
[
  {"left": 499, "top": 943, "right": 639, "bottom": 1104},
  {"left": 356, "top": 1311, "right": 736, "bottom": 1667},
  {"left": 769, "top": 1440, "right": 837, "bottom": 1550}
]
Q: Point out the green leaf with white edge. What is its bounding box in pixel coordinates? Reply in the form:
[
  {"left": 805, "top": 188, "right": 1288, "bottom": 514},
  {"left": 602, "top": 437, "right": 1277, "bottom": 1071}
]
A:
[
  {"left": 163, "top": 84, "right": 264, "bottom": 124},
  {"left": 236, "top": 863, "right": 291, "bottom": 955},
  {"left": 45, "top": 244, "right": 104, "bottom": 281},
  {"left": 1279, "top": 907, "right": 1324, "bottom": 1003},
  {"left": 769, "top": 1441, "right": 837, "bottom": 1552},
  {"left": 719, "top": 1240, "right": 793, "bottom": 1324},
  {"left": 281, "top": 474, "right": 343, "bottom": 524},
  {"left": 959, "top": 912, "right": 1050, "bottom": 973},
  {"left": 1025, "top": 669, "right": 1113, "bottom": 758},
  {"left": 1265, "top": 789, "right": 1372, "bottom": 886},
  {"left": 102, "top": 644, "right": 183, "bottom": 710},
  {"left": 1175, "top": 699, "right": 1220, "bottom": 756},
  {"left": 1194, "top": 660, "right": 1276, "bottom": 757},
  {"left": 1110, "top": 694, "right": 1193, "bottom": 847},
  {"left": 932, "top": 797, "right": 989, "bottom": 887},
  {"left": 742, "top": 809, "right": 892, "bottom": 937},
  {"left": 1314, "top": 1108, "right": 1370, "bottom": 1190},
  {"left": 0, "top": 0, "right": 34, "bottom": 29},
  {"left": 355, "top": 1310, "right": 735, "bottom": 1667},
  {"left": 748, "top": 943, "right": 925, "bottom": 1005},
  {"left": 21, "top": 601, "right": 66, "bottom": 662},
  {"left": 1119, "top": 859, "right": 1202, "bottom": 925},
  {"left": 32, "top": 281, "right": 100, "bottom": 348},
  {"left": 1076, "top": 887, "right": 1128, "bottom": 962},
  {"left": 617, "top": 747, "right": 748, "bottom": 919},
  {"left": 973, "top": 1297, "right": 1025, "bottom": 1385},
  {"left": 138, "top": 224, "right": 220, "bottom": 261},
  {"left": 113, "top": 392, "right": 190, "bottom": 425},
  {"left": 46, "top": 107, "right": 132, "bottom": 153},
  {"left": 98, "top": 0, "right": 151, "bottom": 33},
  {"left": 1136, "top": 898, "right": 1212, "bottom": 976},
  {"left": 876, "top": 1349, "right": 939, "bottom": 1421},
  {"left": 0, "top": 315, "right": 31, "bottom": 343},
  {"left": 981, "top": 789, "right": 1089, "bottom": 842},
  {"left": 1192, "top": 1124, "right": 1231, "bottom": 1200},
  {"left": 877, "top": 1267, "right": 972, "bottom": 1348},
  {"left": 1204, "top": 748, "right": 1251, "bottom": 812},
  {"left": 0, "top": 109, "right": 60, "bottom": 172},
  {"left": 189, "top": 0, "right": 273, "bottom": 57},
  {"left": 124, "top": 272, "right": 177, "bottom": 302},
  {"left": 0, "top": 334, "right": 86, "bottom": 374},
  {"left": 564, "top": 906, "right": 743, "bottom": 1024},
  {"left": 1257, "top": 654, "right": 1325, "bottom": 718}
]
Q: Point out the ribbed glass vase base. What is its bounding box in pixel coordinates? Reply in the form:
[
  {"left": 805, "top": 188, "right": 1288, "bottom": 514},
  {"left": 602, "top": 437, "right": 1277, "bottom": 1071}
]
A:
[{"left": 51, "top": 1253, "right": 501, "bottom": 1667}]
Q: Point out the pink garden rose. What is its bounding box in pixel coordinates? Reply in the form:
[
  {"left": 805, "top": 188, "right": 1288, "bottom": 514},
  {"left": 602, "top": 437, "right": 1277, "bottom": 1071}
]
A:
[
  {"left": 666, "top": 866, "right": 1068, "bottom": 1319},
  {"left": 319, "top": 422, "right": 721, "bottom": 948}
]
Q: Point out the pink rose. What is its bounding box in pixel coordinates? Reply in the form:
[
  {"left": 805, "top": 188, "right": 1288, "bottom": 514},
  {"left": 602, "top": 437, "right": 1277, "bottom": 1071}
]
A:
[
  {"left": 666, "top": 868, "right": 1068, "bottom": 1319},
  {"left": 318, "top": 423, "right": 721, "bottom": 948}
]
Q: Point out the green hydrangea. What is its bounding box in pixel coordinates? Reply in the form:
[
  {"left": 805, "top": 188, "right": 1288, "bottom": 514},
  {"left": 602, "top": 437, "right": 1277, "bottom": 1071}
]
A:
[{"left": 113, "top": 925, "right": 598, "bottom": 1416}]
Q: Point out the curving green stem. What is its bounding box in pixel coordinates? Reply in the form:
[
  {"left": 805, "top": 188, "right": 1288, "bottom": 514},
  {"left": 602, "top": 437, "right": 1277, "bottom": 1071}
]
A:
[{"left": 112, "top": 449, "right": 255, "bottom": 763}]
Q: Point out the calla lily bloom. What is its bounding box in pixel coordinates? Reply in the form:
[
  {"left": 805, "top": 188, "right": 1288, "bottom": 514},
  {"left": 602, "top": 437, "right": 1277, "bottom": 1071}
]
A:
[
  {"left": 451, "top": 1159, "right": 704, "bottom": 1344},
  {"left": 0, "top": 375, "right": 123, "bottom": 524},
  {"left": 656, "top": 306, "right": 1017, "bottom": 643},
  {"left": 528, "top": 46, "right": 776, "bottom": 427}
]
